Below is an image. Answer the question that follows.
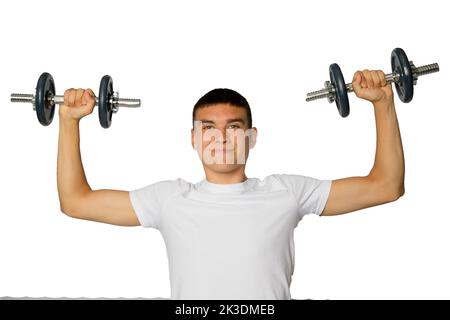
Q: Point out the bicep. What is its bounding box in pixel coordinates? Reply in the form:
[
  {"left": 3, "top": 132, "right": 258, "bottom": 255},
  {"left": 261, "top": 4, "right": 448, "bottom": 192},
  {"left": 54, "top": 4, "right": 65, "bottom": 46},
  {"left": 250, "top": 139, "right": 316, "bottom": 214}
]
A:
[
  {"left": 65, "top": 189, "right": 140, "bottom": 226},
  {"left": 321, "top": 176, "right": 394, "bottom": 216}
]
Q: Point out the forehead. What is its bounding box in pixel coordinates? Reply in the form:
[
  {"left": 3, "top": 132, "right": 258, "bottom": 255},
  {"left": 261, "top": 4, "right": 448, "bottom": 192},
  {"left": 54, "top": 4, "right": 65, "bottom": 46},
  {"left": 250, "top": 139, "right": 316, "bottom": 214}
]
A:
[{"left": 195, "top": 103, "right": 247, "bottom": 121}]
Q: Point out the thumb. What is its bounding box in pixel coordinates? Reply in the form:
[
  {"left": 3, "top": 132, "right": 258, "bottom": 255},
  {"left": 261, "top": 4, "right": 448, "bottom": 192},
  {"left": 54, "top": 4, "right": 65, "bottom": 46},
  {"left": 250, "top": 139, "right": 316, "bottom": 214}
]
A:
[
  {"left": 352, "top": 71, "right": 363, "bottom": 93},
  {"left": 82, "top": 89, "right": 96, "bottom": 105}
]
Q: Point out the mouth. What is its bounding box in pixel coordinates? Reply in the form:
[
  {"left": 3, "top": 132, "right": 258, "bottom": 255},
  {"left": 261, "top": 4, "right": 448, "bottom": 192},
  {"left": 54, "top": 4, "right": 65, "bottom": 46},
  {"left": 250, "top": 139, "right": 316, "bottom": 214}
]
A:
[
  {"left": 211, "top": 145, "right": 234, "bottom": 151},
  {"left": 213, "top": 149, "right": 234, "bottom": 154}
]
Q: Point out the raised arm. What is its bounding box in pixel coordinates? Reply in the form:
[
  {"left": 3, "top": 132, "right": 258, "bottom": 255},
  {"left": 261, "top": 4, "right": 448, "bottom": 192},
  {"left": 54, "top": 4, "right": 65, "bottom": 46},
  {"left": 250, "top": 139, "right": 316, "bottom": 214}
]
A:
[
  {"left": 322, "top": 70, "right": 405, "bottom": 216},
  {"left": 57, "top": 88, "right": 139, "bottom": 226}
]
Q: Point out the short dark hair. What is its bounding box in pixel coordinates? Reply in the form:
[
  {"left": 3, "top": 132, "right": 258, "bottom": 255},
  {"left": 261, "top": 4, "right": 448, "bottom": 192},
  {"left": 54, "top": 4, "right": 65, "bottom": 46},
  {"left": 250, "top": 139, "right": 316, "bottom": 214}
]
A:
[{"left": 192, "top": 88, "right": 252, "bottom": 128}]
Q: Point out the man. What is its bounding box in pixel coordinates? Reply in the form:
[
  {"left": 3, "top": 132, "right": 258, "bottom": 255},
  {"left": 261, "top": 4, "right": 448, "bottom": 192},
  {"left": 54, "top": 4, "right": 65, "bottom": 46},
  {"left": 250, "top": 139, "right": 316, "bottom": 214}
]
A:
[{"left": 57, "top": 70, "right": 404, "bottom": 299}]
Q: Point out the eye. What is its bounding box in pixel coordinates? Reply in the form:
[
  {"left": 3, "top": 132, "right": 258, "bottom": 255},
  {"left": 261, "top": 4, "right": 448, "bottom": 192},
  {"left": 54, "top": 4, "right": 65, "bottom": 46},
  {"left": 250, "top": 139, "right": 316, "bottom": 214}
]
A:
[
  {"left": 228, "top": 124, "right": 240, "bottom": 129},
  {"left": 203, "top": 125, "right": 214, "bottom": 130}
]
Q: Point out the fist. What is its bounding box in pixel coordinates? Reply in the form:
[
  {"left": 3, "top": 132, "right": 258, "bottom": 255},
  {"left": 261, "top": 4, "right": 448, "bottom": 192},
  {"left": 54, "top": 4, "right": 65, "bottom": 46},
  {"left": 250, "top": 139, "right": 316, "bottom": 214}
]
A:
[
  {"left": 59, "top": 88, "right": 96, "bottom": 122},
  {"left": 352, "top": 70, "right": 394, "bottom": 104}
]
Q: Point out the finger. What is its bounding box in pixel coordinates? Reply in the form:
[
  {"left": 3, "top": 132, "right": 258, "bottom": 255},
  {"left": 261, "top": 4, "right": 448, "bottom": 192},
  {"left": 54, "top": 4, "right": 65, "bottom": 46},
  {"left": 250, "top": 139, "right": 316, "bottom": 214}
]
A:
[
  {"left": 82, "top": 89, "right": 95, "bottom": 105},
  {"left": 363, "top": 70, "right": 373, "bottom": 88},
  {"left": 360, "top": 70, "right": 367, "bottom": 88},
  {"left": 377, "top": 70, "right": 386, "bottom": 86},
  {"left": 64, "top": 89, "right": 72, "bottom": 106},
  {"left": 371, "top": 70, "right": 381, "bottom": 87},
  {"left": 75, "top": 88, "right": 85, "bottom": 106},
  {"left": 86, "top": 88, "right": 96, "bottom": 98},
  {"left": 68, "top": 88, "right": 76, "bottom": 106},
  {"left": 352, "top": 71, "right": 363, "bottom": 93}
]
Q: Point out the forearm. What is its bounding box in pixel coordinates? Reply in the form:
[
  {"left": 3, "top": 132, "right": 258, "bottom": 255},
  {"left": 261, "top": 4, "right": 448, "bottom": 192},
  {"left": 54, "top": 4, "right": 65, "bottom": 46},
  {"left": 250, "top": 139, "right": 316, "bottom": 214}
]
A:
[
  {"left": 57, "top": 118, "right": 92, "bottom": 210},
  {"left": 368, "top": 99, "right": 405, "bottom": 194}
]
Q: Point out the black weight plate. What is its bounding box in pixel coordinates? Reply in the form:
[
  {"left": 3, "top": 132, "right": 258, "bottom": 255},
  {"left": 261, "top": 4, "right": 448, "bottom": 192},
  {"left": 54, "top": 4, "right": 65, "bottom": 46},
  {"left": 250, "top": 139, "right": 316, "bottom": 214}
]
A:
[
  {"left": 329, "top": 63, "right": 350, "bottom": 117},
  {"left": 35, "top": 72, "right": 56, "bottom": 126},
  {"left": 98, "top": 75, "right": 114, "bottom": 129},
  {"left": 391, "top": 48, "right": 413, "bottom": 103}
]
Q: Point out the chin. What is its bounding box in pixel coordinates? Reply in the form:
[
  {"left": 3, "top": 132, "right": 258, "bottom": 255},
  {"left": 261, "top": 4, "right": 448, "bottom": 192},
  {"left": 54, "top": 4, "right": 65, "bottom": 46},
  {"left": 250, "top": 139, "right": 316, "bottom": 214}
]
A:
[{"left": 206, "top": 163, "right": 244, "bottom": 173}]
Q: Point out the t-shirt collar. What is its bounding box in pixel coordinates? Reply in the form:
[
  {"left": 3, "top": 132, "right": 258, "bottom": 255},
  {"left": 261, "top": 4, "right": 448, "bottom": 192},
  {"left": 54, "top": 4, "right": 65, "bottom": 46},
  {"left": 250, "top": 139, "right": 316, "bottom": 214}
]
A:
[{"left": 197, "top": 178, "right": 252, "bottom": 194}]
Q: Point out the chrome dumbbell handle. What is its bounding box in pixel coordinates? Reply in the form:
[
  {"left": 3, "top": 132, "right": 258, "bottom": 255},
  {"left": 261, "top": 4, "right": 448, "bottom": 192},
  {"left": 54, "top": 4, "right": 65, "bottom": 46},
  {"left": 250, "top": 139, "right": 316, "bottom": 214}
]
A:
[
  {"left": 345, "top": 72, "right": 399, "bottom": 93},
  {"left": 306, "top": 62, "right": 440, "bottom": 102},
  {"left": 11, "top": 93, "right": 141, "bottom": 112}
]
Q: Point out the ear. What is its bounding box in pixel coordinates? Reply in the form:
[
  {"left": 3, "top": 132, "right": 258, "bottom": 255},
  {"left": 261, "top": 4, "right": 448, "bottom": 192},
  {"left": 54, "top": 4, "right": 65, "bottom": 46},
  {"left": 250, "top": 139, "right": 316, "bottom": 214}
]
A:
[
  {"left": 191, "top": 128, "right": 196, "bottom": 149},
  {"left": 249, "top": 127, "right": 257, "bottom": 149}
]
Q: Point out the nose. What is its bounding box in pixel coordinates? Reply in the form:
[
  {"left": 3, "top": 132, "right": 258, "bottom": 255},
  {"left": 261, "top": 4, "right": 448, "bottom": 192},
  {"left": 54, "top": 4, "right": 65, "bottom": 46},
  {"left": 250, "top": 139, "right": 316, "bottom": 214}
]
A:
[{"left": 214, "top": 128, "right": 229, "bottom": 144}]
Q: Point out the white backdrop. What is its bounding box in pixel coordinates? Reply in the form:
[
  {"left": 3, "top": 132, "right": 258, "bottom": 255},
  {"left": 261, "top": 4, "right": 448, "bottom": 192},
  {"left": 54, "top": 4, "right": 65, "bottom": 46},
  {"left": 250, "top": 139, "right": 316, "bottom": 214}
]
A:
[{"left": 0, "top": 0, "right": 448, "bottom": 299}]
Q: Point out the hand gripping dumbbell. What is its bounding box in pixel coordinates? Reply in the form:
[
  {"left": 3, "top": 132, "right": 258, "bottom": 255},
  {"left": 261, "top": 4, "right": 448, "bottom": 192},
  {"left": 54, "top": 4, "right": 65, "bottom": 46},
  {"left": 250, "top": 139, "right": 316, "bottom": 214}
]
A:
[
  {"left": 305, "top": 48, "right": 440, "bottom": 117},
  {"left": 11, "top": 72, "right": 141, "bottom": 128}
]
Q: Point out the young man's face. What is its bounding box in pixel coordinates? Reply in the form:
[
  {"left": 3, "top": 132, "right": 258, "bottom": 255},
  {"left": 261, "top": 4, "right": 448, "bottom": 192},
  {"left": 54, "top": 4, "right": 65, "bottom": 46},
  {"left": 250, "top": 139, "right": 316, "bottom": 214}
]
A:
[{"left": 191, "top": 103, "right": 257, "bottom": 174}]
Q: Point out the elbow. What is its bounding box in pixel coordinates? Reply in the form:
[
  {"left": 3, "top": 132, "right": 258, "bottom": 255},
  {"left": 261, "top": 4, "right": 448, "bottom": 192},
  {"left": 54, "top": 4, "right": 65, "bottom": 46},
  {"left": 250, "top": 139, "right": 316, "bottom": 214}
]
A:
[
  {"left": 59, "top": 191, "right": 91, "bottom": 218},
  {"left": 369, "top": 174, "right": 405, "bottom": 203},
  {"left": 384, "top": 183, "right": 405, "bottom": 203},
  {"left": 59, "top": 200, "right": 78, "bottom": 218},
  {"left": 398, "top": 183, "right": 405, "bottom": 198}
]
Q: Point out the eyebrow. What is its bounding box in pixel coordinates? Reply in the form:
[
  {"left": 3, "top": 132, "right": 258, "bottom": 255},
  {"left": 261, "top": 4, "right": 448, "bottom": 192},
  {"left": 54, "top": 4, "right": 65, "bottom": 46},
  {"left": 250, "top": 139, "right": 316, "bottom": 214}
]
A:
[{"left": 198, "top": 118, "right": 246, "bottom": 125}]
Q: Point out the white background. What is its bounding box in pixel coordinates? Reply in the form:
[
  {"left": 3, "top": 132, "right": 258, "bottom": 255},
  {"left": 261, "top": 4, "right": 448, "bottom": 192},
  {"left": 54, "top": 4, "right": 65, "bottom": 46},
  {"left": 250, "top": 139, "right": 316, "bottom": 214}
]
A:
[{"left": 0, "top": 0, "right": 448, "bottom": 299}]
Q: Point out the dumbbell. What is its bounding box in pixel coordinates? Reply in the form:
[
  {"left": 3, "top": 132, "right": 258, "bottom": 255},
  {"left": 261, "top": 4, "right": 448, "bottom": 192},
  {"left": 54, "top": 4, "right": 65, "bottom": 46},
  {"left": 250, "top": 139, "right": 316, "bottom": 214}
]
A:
[
  {"left": 11, "top": 72, "right": 141, "bottom": 128},
  {"left": 305, "top": 48, "right": 440, "bottom": 117}
]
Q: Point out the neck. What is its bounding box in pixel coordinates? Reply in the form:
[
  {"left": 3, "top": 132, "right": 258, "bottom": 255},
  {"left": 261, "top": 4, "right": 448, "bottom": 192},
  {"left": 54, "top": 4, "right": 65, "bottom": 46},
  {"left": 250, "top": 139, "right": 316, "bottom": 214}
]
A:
[{"left": 204, "top": 166, "right": 247, "bottom": 184}]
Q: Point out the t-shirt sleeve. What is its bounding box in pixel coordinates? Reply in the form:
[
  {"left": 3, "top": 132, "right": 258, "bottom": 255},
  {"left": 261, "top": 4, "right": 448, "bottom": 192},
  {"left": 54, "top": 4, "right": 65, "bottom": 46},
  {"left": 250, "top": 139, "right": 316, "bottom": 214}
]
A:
[
  {"left": 129, "top": 179, "right": 187, "bottom": 229},
  {"left": 275, "top": 174, "right": 332, "bottom": 217}
]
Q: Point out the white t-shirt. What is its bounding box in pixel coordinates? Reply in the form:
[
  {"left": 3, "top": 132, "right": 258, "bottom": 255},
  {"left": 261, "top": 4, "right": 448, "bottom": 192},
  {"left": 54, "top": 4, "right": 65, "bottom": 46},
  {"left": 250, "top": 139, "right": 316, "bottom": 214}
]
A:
[{"left": 129, "top": 174, "right": 331, "bottom": 300}]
